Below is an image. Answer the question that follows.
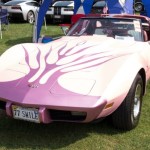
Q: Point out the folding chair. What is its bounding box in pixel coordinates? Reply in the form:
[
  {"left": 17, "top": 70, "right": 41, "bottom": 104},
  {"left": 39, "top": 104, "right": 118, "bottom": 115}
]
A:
[{"left": 0, "top": 9, "right": 9, "bottom": 39}]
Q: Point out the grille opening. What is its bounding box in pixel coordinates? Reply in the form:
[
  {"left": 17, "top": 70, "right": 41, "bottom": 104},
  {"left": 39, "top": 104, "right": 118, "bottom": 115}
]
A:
[
  {"left": 54, "top": 7, "right": 61, "bottom": 15},
  {"left": 49, "top": 110, "right": 87, "bottom": 121},
  {"left": 0, "top": 101, "right": 6, "bottom": 110}
]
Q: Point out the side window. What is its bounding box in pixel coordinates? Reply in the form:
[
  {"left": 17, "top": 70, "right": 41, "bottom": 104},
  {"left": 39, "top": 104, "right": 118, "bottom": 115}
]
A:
[
  {"left": 32, "top": 2, "right": 39, "bottom": 7},
  {"left": 26, "top": 2, "right": 39, "bottom": 7}
]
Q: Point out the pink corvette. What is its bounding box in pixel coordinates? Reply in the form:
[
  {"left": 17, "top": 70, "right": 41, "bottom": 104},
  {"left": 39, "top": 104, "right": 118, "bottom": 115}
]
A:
[{"left": 0, "top": 14, "right": 150, "bottom": 130}]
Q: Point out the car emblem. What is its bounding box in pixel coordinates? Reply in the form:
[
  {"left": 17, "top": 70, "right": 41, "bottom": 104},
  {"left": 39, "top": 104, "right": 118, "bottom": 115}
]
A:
[{"left": 28, "top": 83, "right": 39, "bottom": 88}]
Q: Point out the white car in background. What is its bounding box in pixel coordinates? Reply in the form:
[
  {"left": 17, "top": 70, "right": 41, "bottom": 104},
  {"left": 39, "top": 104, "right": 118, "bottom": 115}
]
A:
[
  {"left": 2, "top": 0, "right": 39, "bottom": 24},
  {"left": 47, "top": 0, "right": 74, "bottom": 22}
]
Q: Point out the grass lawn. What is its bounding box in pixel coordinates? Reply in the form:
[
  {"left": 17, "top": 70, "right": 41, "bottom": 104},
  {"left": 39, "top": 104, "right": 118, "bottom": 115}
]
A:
[{"left": 0, "top": 23, "right": 150, "bottom": 150}]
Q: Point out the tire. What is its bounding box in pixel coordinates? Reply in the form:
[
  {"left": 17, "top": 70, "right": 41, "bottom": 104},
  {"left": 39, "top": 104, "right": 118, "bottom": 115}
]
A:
[
  {"left": 112, "top": 74, "right": 143, "bottom": 130},
  {"left": 27, "top": 11, "right": 35, "bottom": 24},
  {"left": 134, "top": 2, "right": 144, "bottom": 12}
]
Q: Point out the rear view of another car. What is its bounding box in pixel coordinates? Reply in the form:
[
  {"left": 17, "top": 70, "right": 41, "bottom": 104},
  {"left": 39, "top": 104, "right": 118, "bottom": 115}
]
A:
[
  {"left": 2, "top": 0, "right": 39, "bottom": 24},
  {"left": 47, "top": 0, "right": 74, "bottom": 23}
]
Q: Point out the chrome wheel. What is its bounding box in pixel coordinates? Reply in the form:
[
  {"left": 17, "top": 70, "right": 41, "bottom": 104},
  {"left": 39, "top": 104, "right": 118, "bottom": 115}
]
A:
[
  {"left": 112, "top": 74, "right": 143, "bottom": 130},
  {"left": 133, "top": 84, "right": 141, "bottom": 118},
  {"left": 27, "top": 11, "right": 35, "bottom": 24},
  {"left": 134, "top": 3, "right": 143, "bottom": 12}
]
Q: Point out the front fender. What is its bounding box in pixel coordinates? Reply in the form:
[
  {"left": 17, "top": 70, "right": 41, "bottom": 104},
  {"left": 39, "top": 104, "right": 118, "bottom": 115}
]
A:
[{"left": 98, "top": 53, "right": 147, "bottom": 117}]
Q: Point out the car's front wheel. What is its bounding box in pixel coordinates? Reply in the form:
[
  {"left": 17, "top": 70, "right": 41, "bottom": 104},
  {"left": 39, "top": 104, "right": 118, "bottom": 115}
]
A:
[
  {"left": 27, "top": 11, "right": 35, "bottom": 24},
  {"left": 112, "top": 74, "right": 143, "bottom": 130}
]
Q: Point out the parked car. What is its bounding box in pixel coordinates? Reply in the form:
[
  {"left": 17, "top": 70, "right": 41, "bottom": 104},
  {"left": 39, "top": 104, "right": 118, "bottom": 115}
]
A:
[
  {"left": 2, "top": 0, "right": 39, "bottom": 23},
  {"left": 0, "top": 14, "right": 150, "bottom": 130},
  {"left": 47, "top": 0, "right": 74, "bottom": 22}
]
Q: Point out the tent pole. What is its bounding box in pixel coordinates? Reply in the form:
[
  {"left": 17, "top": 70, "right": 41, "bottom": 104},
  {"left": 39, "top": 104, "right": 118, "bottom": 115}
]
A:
[{"left": 44, "top": 17, "right": 47, "bottom": 30}]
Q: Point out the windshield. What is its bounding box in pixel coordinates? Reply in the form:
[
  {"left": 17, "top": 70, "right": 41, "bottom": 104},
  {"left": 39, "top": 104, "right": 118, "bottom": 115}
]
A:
[
  {"left": 4, "top": 0, "right": 25, "bottom": 5},
  {"left": 67, "top": 17, "right": 143, "bottom": 41}
]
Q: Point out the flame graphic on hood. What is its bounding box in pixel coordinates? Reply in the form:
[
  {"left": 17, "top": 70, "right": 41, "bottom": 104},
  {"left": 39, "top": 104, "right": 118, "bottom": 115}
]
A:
[{"left": 21, "top": 39, "right": 132, "bottom": 85}]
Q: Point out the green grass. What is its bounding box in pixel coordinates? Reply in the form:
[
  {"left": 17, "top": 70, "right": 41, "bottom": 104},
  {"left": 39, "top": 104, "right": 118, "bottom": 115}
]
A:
[
  {"left": 0, "top": 23, "right": 63, "bottom": 54},
  {"left": 0, "top": 23, "right": 150, "bottom": 150}
]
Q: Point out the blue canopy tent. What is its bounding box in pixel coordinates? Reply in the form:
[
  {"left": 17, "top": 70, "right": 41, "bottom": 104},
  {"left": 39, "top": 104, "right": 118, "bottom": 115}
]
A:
[
  {"left": 107, "top": 0, "right": 133, "bottom": 14},
  {"left": 142, "top": 0, "right": 150, "bottom": 17},
  {"left": 74, "top": 0, "right": 94, "bottom": 14},
  {"left": 33, "top": 0, "right": 134, "bottom": 43},
  {"left": 33, "top": 0, "right": 53, "bottom": 43}
]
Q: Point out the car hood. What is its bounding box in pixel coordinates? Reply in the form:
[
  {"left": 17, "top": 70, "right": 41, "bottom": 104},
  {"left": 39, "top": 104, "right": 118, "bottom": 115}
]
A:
[{"left": 0, "top": 36, "right": 146, "bottom": 105}]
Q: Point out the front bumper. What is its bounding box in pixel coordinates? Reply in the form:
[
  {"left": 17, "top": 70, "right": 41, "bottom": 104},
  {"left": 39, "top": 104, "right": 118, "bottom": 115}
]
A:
[
  {"left": 0, "top": 81, "right": 107, "bottom": 123},
  {"left": 0, "top": 95, "right": 106, "bottom": 124}
]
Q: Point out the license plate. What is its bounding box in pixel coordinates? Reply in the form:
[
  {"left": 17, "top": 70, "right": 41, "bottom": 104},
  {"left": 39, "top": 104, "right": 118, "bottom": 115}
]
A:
[
  {"left": 54, "top": 15, "right": 61, "bottom": 18},
  {"left": 12, "top": 105, "right": 40, "bottom": 123}
]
